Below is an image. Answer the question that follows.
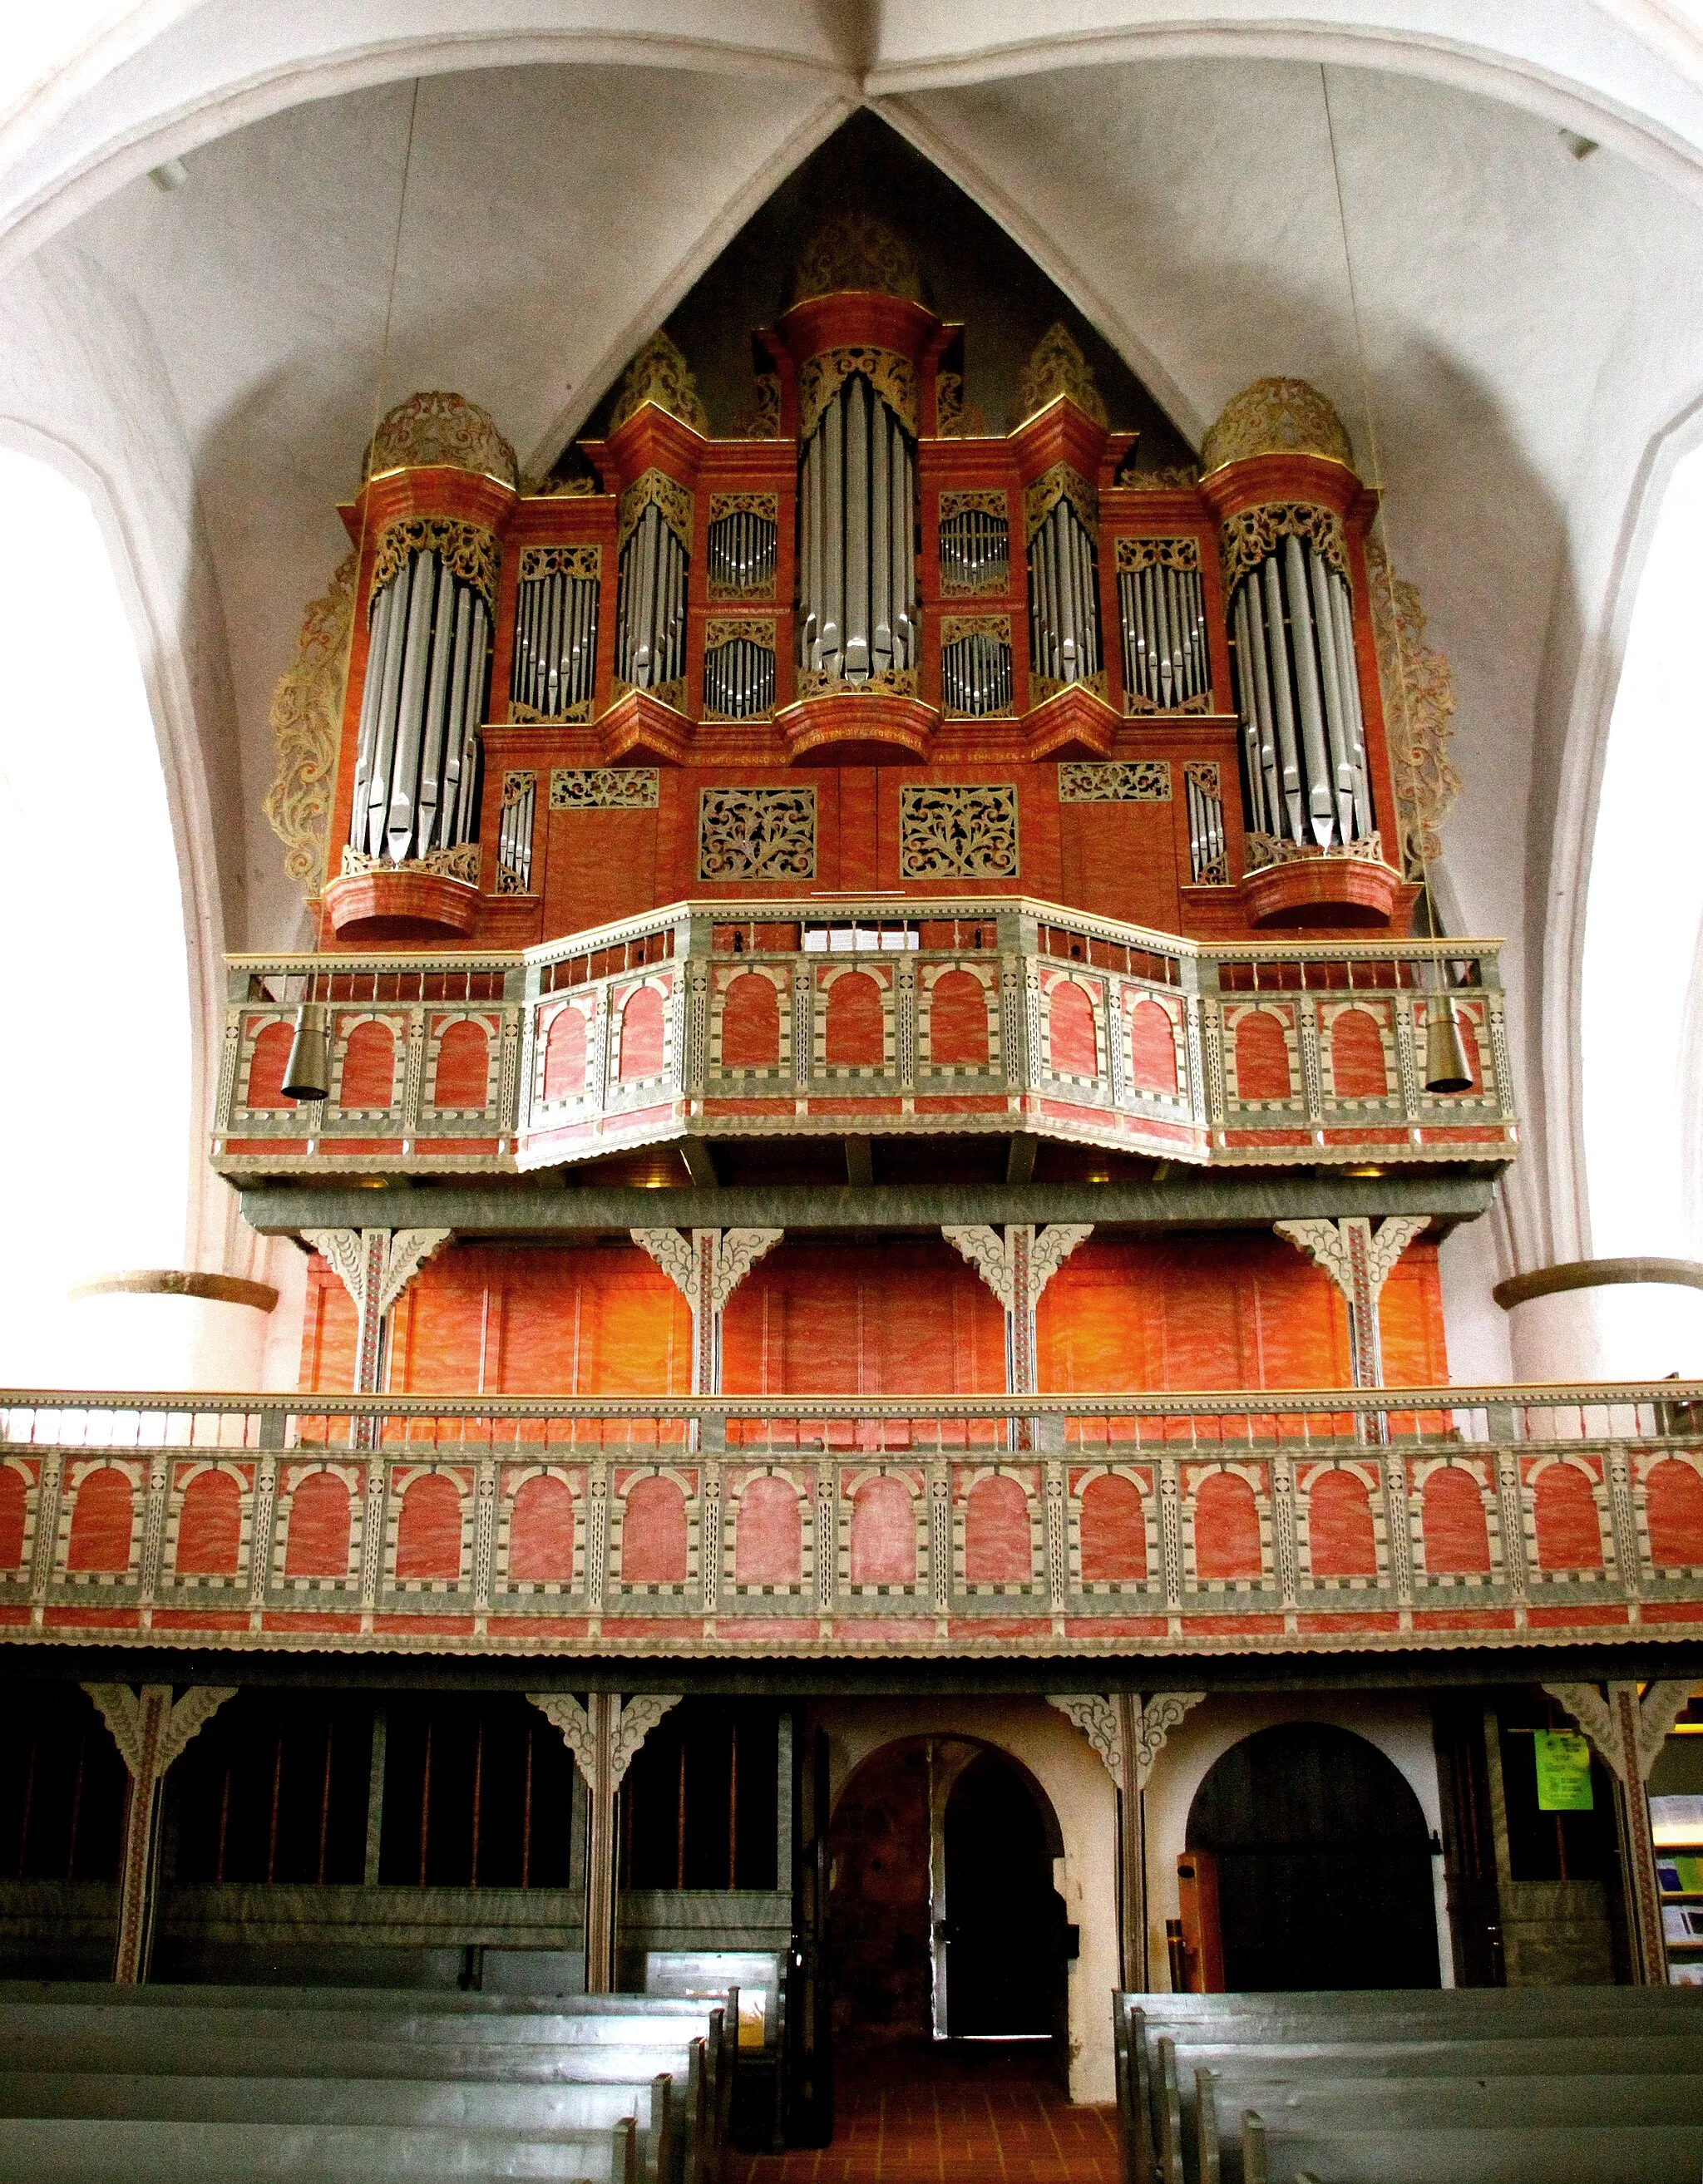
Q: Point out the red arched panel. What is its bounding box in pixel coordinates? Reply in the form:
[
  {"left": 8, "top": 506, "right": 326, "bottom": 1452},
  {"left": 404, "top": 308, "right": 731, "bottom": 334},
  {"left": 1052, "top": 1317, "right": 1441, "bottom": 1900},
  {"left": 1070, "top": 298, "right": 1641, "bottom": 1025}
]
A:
[
  {"left": 1194, "top": 1472, "right": 1262, "bottom": 1581},
  {"left": 395, "top": 1473, "right": 463, "bottom": 1581},
  {"left": 734, "top": 1474, "right": 802, "bottom": 1585},
  {"left": 720, "top": 974, "right": 782, "bottom": 1068},
  {"left": 0, "top": 1467, "right": 27, "bottom": 1570},
  {"left": 619, "top": 987, "right": 666, "bottom": 1082},
  {"left": 338, "top": 1019, "right": 396, "bottom": 1110},
  {"left": 543, "top": 1007, "right": 588, "bottom": 1101},
  {"left": 67, "top": 1468, "right": 133, "bottom": 1574},
  {"left": 623, "top": 1475, "right": 688, "bottom": 1583},
  {"left": 1234, "top": 1013, "right": 1291, "bottom": 1102},
  {"left": 175, "top": 1470, "right": 241, "bottom": 1576},
  {"left": 1534, "top": 1464, "right": 1603, "bottom": 1571},
  {"left": 284, "top": 1471, "right": 352, "bottom": 1578},
  {"left": 964, "top": 1474, "right": 1031, "bottom": 1585},
  {"left": 245, "top": 1020, "right": 295, "bottom": 1109},
  {"left": 850, "top": 1477, "right": 916, "bottom": 1585},
  {"left": 1422, "top": 1467, "right": 1491, "bottom": 1575},
  {"left": 1128, "top": 998, "right": 1177, "bottom": 1094},
  {"left": 928, "top": 970, "right": 990, "bottom": 1068},
  {"left": 1330, "top": 1008, "right": 1388, "bottom": 1098},
  {"left": 1079, "top": 1472, "right": 1146, "bottom": 1583},
  {"left": 508, "top": 1474, "right": 575, "bottom": 1583},
  {"left": 1308, "top": 1468, "right": 1378, "bottom": 1578},
  {"left": 1048, "top": 981, "right": 1098, "bottom": 1077},
  {"left": 1647, "top": 1458, "right": 1703, "bottom": 1568},
  {"left": 825, "top": 972, "right": 885, "bottom": 1067},
  {"left": 432, "top": 1019, "right": 491, "bottom": 1109}
]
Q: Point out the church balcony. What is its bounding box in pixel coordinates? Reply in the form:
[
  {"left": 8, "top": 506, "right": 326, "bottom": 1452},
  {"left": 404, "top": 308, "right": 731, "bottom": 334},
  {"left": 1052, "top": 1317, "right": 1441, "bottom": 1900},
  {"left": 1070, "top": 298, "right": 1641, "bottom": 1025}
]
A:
[
  {"left": 0, "top": 1379, "right": 1696, "bottom": 1659},
  {"left": 212, "top": 895, "right": 1515, "bottom": 1182}
]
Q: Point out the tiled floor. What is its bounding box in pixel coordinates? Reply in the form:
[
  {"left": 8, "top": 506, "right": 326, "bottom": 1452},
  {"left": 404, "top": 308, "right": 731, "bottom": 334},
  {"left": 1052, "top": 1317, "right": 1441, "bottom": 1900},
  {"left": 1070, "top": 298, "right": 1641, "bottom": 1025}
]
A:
[{"left": 732, "top": 2039, "right": 1121, "bottom": 2182}]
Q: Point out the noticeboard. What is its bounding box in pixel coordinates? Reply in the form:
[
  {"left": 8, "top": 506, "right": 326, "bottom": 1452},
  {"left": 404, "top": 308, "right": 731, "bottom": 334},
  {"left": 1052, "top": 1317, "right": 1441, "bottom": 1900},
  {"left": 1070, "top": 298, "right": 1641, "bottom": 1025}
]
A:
[{"left": 1534, "top": 1729, "right": 1594, "bottom": 1812}]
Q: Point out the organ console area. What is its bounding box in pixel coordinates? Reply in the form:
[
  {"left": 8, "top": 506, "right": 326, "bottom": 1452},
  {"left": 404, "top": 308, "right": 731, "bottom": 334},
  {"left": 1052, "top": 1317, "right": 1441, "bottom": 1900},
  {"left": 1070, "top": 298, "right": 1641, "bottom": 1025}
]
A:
[{"left": 320, "top": 218, "right": 1414, "bottom": 955}]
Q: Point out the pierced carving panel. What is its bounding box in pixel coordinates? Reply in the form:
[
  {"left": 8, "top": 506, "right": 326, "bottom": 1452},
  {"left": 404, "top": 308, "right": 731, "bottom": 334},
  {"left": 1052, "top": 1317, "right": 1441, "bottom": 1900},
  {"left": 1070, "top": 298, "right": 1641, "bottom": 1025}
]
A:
[
  {"left": 1059, "top": 762, "right": 1172, "bottom": 804},
  {"left": 519, "top": 545, "right": 600, "bottom": 582},
  {"left": 899, "top": 784, "right": 1019, "bottom": 880},
  {"left": 1114, "top": 536, "right": 1201, "bottom": 572},
  {"left": 698, "top": 787, "right": 817, "bottom": 882},
  {"left": 550, "top": 768, "right": 659, "bottom": 811}
]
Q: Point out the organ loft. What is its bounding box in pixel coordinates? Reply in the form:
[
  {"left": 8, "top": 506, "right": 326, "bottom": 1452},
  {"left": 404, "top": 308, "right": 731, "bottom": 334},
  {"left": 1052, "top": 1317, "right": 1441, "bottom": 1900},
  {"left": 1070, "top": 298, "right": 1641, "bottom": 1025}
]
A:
[{"left": 5, "top": 128, "right": 1702, "bottom": 2172}]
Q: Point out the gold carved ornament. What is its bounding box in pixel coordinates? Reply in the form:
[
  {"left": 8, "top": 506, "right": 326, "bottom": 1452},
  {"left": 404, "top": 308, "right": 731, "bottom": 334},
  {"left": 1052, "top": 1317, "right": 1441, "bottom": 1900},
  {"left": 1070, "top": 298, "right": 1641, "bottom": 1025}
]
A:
[
  {"left": 1200, "top": 377, "right": 1355, "bottom": 474},
  {"left": 1220, "top": 502, "right": 1348, "bottom": 594},
  {"left": 341, "top": 841, "right": 481, "bottom": 885},
  {"left": 369, "top": 518, "right": 500, "bottom": 607},
  {"left": 794, "top": 663, "right": 919, "bottom": 703},
  {"left": 519, "top": 544, "right": 600, "bottom": 583},
  {"left": 704, "top": 617, "right": 777, "bottom": 654},
  {"left": 609, "top": 330, "right": 708, "bottom": 436},
  {"left": 1364, "top": 534, "right": 1460, "bottom": 875},
  {"left": 797, "top": 348, "right": 917, "bottom": 442},
  {"left": 619, "top": 470, "right": 693, "bottom": 552},
  {"left": 792, "top": 213, "right": 921, "bottom": 304},
  {"left": 1014, "top": 323, "right": 1108, "bottom": 430},
  {"left": 1024, "top": 464, "right": 1098, "bottom": 541},
  {"left": 1116, "top": 535, "right": 1200, "bottom": 573},
  {"left": 940, "top": 614, "right": 1012, "bottom": 649},
  {"left": 363, "top": 391, "right": 517, "bottom": 487},
  {"left": 1118, "top": 459, "right": 1202, "bottom": 490},
  {"left": 730, "top": 376, "right": 781, "bottom": 441},
  {"left": 264, "top": 553, "right": 355, "bottom": 893}
]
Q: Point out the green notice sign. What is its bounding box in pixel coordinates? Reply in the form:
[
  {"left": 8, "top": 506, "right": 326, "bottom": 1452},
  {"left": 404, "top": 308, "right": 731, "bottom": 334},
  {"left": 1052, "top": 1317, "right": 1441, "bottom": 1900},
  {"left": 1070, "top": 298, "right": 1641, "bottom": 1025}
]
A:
[{"left": 1535, "top": 1730, "right": 1594, "bottom": 1811}]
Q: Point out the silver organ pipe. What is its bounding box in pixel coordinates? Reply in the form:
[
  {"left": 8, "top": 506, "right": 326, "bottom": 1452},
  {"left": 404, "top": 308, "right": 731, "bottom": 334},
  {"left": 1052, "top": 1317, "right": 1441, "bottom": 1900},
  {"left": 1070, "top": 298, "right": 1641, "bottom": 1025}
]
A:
[
  {"left": 1027, "top": 492, "right": 1099, "bottom": 689},
  {"left": 510, "top": 565, "right": 600, "bottom": 718},
  {"left": 496, "top": 771, "right": 536, "bottom": 894},
  {"left": 796, "top": 369, "right": 917, "bottom": 687},
  {"left": 1117, "top": 558, "right": 1210, "bottom": 709},
  {"left": 616, "top": 500, "right": 688, "bottom": 693},
  {"left": 1185, "top": 770, "right": 1227, "bottom": 885},
  {"left": 940, "top": 629, "right": 1014, "bottom": 717},
  {"left": 351, "top": 546, "right": 491, "bottom": 865},
  {"left": 703, "top": 634, "right": 777, "bottom": 719},
  {"left": 938, "top": 505, "right": 1009, "bottom": 592},
  {"left": 1231, "top": 530, "right": 1374, "bottom": 851},
  {"left": 706, "top": 506, "right": 778, "bottom": 594}
]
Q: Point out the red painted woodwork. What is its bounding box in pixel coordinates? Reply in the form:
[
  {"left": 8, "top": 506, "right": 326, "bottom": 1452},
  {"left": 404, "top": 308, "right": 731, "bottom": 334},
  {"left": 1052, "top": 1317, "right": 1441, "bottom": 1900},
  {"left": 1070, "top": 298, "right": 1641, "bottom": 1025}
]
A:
[
  {"left": 1194, "top": 1472, "right": 1261, "bottom": 1581},
  {"left": 1243, "top": 854, "right": 1401, "bottom": 930},
  {"left": 1379, "top": 1248, "right": 1450, "bottom": 1388},
  {"left": 619, "top": 987, "right": 666, "bottom": 1082},
  {"left": 1421, "top": 1466, "right": 1492, "bottom": 1574},
  {"left": 395, "top": 1474, "right": 463, "bottom": 1581},
  {"left": 622, "top": 1475, "right": 688, "bottom": 1583},
  {"left": 825, "top": 971, "right": 885, "bottom": 1067},
  {"left": 927, "top": 969, "right": 990, "bottom": 1067},
  {"left": 1330, "top": 1008, "right": 1388, "bottom": 1098},
  {"left": 245, "top": 1021, "right": 294, "bottom": 1109},
  {"left": 1048, "top": 981, "right": 1098, "bottom": 1077},
  {"left": 733, "top": 1473, "right": 803, "bottom": 1585},
  {"left": 175, "top": 1469, "right": 241, "bottom": 1576},
  {"left": 964, "top": 1474, "right": 1031, "bottom": 1585},
  {"left": 1128, "top": 998, "right": 1177, "bottom": 1094},
  {"left": 339, "top": 1020, "right": 397, "bottom": 1110},
  {"left": 1079, "top": 1472, "right": 1147, "bottom": 1582},
  {"left": 721, "top": 974, "right": 782, "bottom": 1067},
  {"left": 1308, "top": 1467, "right": 1378, "bottom": 1578},
  {"left": 284, "top": 1471, "right": 352, "bottom": 1578},
  {"left": 508, "top": 1474, "right": 575, "bottom": 1582},
  {"left": 1233, "top": 1013, "right": 1291, "bottom": 1102},
  {"left": 1646, "top": 1458, "right": 1703, "bottom": 1568},
  {"left": 432, "top": 1019, "right": 491, "bottom": 1109},
  {"left": 850, "top": 1477, "right": 916, "bottom": 1585},
  {"left": 542, "top": 1007, "right": 588, "bottom": 1101},
  {"left": 1533, "top": 1463, "right": 1604, "bottom": 1571},
  {"left": 0, "top": 1466, "right": 26, "bottom": 1570},
  {"left": 67, "top": 1467, "right": 133, "bottom": 1573},
  {"left": 323, "top": 867, "right": 479, "bottom": 941}
]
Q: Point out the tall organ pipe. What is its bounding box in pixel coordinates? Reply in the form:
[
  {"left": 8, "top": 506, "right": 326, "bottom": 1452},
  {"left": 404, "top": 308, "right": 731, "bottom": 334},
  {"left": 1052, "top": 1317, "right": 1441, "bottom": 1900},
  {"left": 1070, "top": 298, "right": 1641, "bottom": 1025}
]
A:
[
  {"left": 797, "top": 370, "right": 917, "bottom": 687},
  {"left": 350, "top": 545, "right": 491, "bottom": 866},
  {"left": 1027, "top": 494, "right": 1099, "bottom": 690}
]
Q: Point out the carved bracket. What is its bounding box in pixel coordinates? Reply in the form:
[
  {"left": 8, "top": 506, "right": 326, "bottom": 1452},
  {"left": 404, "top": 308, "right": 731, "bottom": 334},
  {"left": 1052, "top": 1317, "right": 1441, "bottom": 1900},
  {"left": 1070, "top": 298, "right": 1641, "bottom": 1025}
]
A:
[
  {"left": 632, "top": 1227, "right": 782, "bottom": 1395},
  {"left": 1047, "top": 1690, "right": 1206, "bottom": 1793},
  {"left": 1274, "top": 1215, "right": 1428, "bottom": 1388}
]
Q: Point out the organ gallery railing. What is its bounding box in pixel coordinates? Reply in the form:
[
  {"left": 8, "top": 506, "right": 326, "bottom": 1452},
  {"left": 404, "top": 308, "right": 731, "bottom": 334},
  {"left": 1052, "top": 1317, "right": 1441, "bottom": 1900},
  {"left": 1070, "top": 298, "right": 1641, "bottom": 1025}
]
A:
[
  {"left": 0, "top": 1383, "right": 1698, "bottom": 1657},
  {"left": 213, "top": 895, "right": 1515, "bottom": 1177}
]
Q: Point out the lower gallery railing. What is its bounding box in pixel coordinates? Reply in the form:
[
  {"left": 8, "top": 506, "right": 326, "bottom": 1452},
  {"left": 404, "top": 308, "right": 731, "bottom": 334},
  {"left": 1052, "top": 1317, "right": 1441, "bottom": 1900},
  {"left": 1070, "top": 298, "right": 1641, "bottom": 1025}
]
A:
[{"left": 3, "top": 1383, "right": 1701, "bottom": 1656}]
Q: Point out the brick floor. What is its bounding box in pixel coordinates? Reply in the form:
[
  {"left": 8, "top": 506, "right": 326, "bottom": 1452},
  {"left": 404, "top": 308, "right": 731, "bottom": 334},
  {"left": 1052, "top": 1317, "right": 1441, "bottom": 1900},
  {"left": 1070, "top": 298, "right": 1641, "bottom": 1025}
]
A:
[{"left": 732, "top": 2038, "right": 1121, "bottom": 2183}]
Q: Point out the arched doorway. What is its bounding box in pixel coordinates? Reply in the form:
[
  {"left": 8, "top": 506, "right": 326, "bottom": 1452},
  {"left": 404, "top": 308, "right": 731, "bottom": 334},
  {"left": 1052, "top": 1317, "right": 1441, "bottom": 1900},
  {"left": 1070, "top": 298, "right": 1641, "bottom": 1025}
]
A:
[
  {"left": 1186, "top": 1723, "right": 1439, "bottom": 1990},
  {"left": 826, "top": 1736, "right": 1067, "bottom": 2050}
]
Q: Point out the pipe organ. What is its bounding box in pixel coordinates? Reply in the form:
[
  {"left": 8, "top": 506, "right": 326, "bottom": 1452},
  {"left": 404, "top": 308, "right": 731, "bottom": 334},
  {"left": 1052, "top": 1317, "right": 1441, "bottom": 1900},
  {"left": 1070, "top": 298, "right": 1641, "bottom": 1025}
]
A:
[{"left": 318, "top": 237, "right": 1410, "bottom": 949}]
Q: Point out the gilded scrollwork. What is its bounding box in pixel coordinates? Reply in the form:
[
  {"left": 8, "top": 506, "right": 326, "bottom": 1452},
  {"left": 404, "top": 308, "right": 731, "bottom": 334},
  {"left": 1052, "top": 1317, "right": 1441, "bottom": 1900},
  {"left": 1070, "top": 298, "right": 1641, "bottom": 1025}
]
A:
[
  {"left": 798, "top": 347, "right": 917, "bottom": 441},
  {"left": 369, "top": 518, "right": 499, "bottom": 606},
  {"left": 1201, "top": 377, "right": 1355, "bottom": 475},
  {"left": 900, "top": 783, "right": 1019, "bottom": 881},
  {"left": 609, "top": 330, "right": 708, "bottom": 436},
  {"left": 794, "top": 663, "right": 918, "bottom": 702},
  {"left": 703, "top": 616, "right": 776, "bottom": 653},
  {"left": 1115, "top": 535, "right": 1200, "bottom": 573},
  {"left": 1014, "top": 323, "right": 1108, "bottom": 429},
  {"left": 519, "top": 544, "right": 600, "bottom": 583},
  {"left": 1245, "top": 830, "right": 1388, "bottom": 875},
  {"left": 550, "top": 768, "right": 659, "bottom": 811},
  {"left": 1219, "top": 501, "right": 1347, "bottom": 594},
  {"left": 1364, "top": 535, "right": 1461, "bottom": 875},
  {"left": 731, "top": 375, "right": 781, "bottom": 441},
  {"left": 619, "top": 470, "right": 693, "bottom": 552},
  {"left": 264, "top": 554, "right": 355, "bottom": 893},
  {"left": 1024, "top": 463, "right": 1097, "bottom": 542},
  {"left": 698, "top": 787, "right": 817, "bottom": 882},
  {"left": 363, "top": 391, "right": 517, "bottom": 486},
  {"left": 1058, "top": 761, "right": 1172, "bottom": 804},
  {"left": 340, "top": 842, "right": 481, "bottom": 885},
  {"left": 792, "top": 212, "right": 921, "bottom": 304},
  {"left": 940, "top": 614, "right": 1011, "bottom": 650}
]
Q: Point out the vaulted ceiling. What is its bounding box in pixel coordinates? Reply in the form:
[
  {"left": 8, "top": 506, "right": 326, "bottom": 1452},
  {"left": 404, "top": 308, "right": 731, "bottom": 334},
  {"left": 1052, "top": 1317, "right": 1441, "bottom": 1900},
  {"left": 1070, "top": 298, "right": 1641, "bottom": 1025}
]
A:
[{"left": 6, "top": 2, "right": 1703, "bottom": 1294}]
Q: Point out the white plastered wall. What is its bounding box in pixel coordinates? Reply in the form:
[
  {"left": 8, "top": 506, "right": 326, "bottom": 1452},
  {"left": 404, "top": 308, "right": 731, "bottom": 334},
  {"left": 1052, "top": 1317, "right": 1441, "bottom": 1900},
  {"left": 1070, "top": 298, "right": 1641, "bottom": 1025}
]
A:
[
  {"left": 816, "top": 1694, "right": 1120, "bottom": 2103},
  {"left": 1141, "top": 1690, "right": 1454, "bottom": 1991}
]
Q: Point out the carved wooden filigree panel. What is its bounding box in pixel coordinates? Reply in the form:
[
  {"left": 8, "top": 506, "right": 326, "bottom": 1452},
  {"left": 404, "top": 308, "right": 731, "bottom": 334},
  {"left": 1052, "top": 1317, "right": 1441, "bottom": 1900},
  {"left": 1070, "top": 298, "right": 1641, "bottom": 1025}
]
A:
[
  {"left": 550, "top": 768, "right": 659, "bottom": 811},
  {"left": 698, "top": 787, "right": 817, "bottom": 882},
  {"left": 899, "top": 784, "right": 1019, "bottom": 880}
]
